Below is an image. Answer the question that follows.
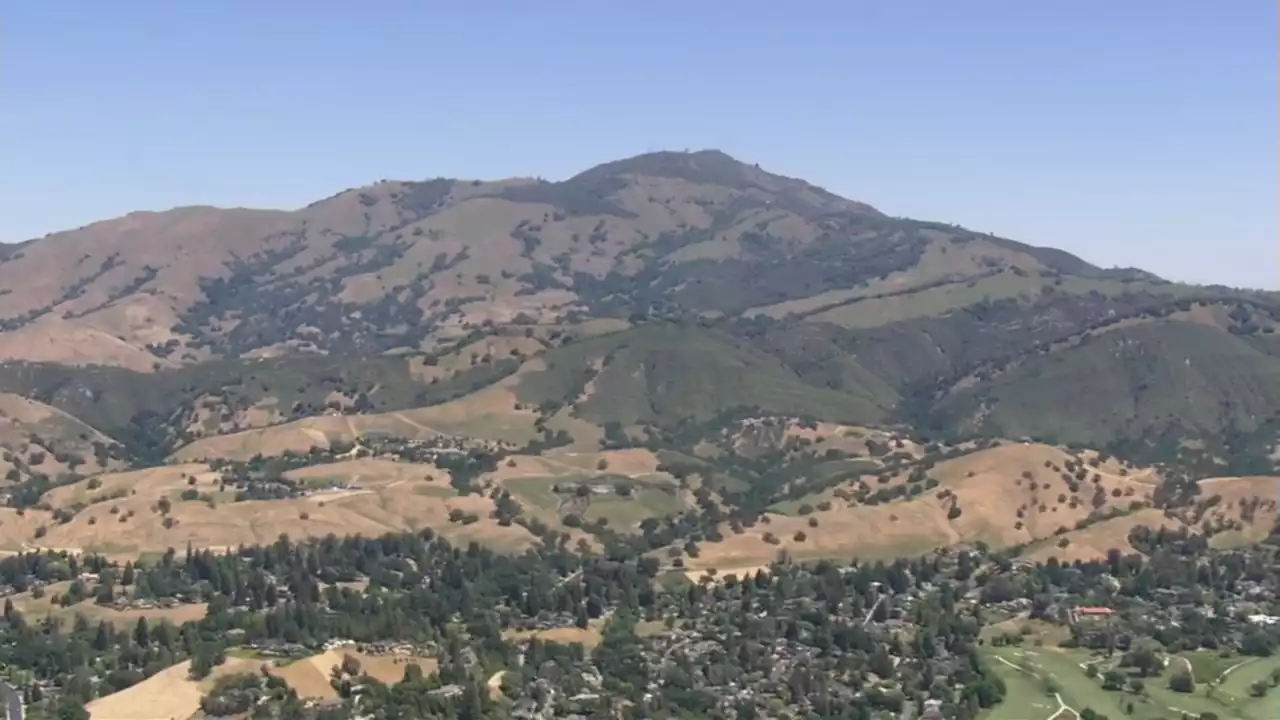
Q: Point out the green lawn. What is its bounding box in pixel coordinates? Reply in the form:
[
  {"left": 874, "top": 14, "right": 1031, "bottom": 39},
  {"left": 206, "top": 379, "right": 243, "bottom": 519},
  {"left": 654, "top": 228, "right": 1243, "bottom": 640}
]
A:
[
  {"left": 1183, "top": 650, "right": 1244, "bottom": 685},
  {"left": 1215, "top": 656, "right": 1280, "bottom": 720},
  {"left": 582, "top": 487, "right": 682, "bottom": 529},
  {"left": 982, "top": 645, "right": 1280, "bottom": 720},
  {"left": 981, "top": 648, "right": 1058, "bottom": 720},
  {"left": 505, "top": 473, "right": 682, "bottom": 530},
  {"left": 503, "top": 475, "right": 580, "bottom": 512}
]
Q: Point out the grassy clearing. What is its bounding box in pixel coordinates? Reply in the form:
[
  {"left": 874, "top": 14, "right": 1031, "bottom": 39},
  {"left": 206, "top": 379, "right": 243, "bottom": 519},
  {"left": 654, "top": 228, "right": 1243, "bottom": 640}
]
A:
[
  {"left": 504, "top": 475, "right": 575, "bottom": 512},
  {"left": 503, "top": 621, "right": 605, "bottom": 649},
  {"left": 582, "top": 487, "right": 682, "bottom": 528}
]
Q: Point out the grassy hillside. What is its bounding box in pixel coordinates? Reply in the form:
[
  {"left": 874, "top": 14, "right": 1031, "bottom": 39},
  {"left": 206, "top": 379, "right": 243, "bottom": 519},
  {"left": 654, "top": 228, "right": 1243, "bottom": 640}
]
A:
[
  {"left": 930, "top": 321, "right": 1280, "bottom": 456},
  {"left": 516, "top": 323, "right": 889, "bottom": 427}
]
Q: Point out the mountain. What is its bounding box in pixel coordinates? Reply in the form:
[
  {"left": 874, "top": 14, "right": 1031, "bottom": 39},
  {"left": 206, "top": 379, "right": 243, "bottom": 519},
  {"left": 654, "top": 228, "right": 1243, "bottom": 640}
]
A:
[
  {"left": 0, "top": 150, "right": 1276, "bottom": 466},
  {"left": 0, "top": 149, "right": 1275, "bottom": 564},
  {"left": 0, "top": 150, "right": 1160, "bottom": 364}
]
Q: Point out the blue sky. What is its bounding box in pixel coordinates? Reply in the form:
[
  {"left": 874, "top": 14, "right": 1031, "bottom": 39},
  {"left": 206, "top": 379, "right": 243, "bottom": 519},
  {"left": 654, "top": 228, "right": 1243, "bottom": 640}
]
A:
[{"left": 3, "top": 1, "right": 1275, "bottom": 288}]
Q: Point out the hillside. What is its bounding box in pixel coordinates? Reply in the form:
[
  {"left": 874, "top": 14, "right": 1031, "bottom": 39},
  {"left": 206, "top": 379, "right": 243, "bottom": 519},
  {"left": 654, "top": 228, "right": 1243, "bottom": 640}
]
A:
[
  {"left": 0, "top": 149, "right": 1275, "bottom": 571},
  {"left": 0, "top": 151, "right": 1273, "bottom": 458}
]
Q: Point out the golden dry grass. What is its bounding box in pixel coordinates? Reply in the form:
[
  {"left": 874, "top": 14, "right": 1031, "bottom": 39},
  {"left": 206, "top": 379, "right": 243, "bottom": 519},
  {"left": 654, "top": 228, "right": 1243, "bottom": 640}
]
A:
[
  {"left": 270, "top": 649, "right": 438, "bottom": 700},
  {"left": 10, "top": 581, "right": 208, "bottom": 627},
  {"left": 1023, "top": 508, "right": 1181, "bottom": 563},
  {"left": 269, "top": 649, "right": 343, "bottom": 700},
  {"left": 23, "top": 459, "right": 536, "bottom": 558},
  {"left": 86, "top": 656, "right": 266, "bottom": 720},
  {"left": 503, "top": 622, "right": 604, "bottom": 649},
  {"left": 1198, "top": 475, "right": 1280, "bottom": 547},
  {"left": 688, "top": 443, "right": 1159, "bottom": 571},
  {"left": 0, "top": 393, "right": 122, "bottom": 478},
  {"left": 0, "top": 208, "right": 295, "bottom": 369},
  {"left": 546, "top": 448, "right": 662, "bottom": 475}
]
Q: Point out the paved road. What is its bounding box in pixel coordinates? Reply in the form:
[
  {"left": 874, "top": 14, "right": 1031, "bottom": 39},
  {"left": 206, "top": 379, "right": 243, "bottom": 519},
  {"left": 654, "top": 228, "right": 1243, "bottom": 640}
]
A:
[{"left": 0, "top": 681, "right": 21, "bottom": 720}]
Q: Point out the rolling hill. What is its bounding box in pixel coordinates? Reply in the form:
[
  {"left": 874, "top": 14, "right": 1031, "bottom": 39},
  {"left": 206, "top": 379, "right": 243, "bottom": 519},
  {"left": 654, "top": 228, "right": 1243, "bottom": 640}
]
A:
[{"left": 0, "top": 149, "right": 1275, "bottom": 567}]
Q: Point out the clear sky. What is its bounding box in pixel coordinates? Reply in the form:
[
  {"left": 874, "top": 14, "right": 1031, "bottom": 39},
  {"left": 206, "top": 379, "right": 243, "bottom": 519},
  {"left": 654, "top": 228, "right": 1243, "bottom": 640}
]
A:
[{"left": 3, "top": 1, "right": 1275, "bottom": 288}]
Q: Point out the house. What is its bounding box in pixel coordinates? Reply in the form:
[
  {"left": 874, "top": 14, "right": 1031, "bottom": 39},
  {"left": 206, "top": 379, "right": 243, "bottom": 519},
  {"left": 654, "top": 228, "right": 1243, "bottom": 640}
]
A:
[{"left": 1070, "top": 606, "right": 1114, "bottom": 624}]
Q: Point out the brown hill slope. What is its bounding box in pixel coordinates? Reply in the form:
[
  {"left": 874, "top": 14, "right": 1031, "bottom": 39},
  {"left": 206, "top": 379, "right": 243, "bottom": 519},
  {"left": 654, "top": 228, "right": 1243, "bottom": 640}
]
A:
[{"left": 0, "top": 149, "right": 1149, "bottom": 367}]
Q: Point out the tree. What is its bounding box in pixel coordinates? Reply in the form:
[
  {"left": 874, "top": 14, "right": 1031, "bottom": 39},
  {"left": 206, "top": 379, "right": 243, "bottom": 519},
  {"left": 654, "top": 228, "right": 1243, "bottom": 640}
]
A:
[
  {"left": 1168, "top": 670, "right": 1194, "bottom": 694},
  {"left": 134, "top": 617, "right": 150, "bottom": 647},
  {"left": 1102, "top": 670, "right": 1125, "bottom": 691},
  {"left": 1121, "top": 645, "right": 1162, "bottom": 677},
  {"left": 1242, "top": 629, "right": 1275, "bottom": 657},
  {"left": 340, "top": 654, "right": 362, "bottom": 677}
]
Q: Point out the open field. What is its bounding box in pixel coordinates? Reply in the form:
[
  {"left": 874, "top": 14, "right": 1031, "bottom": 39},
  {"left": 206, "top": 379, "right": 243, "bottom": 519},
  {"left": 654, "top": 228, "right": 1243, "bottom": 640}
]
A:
[
  {"left": 982, "top": 645, "right": 1280, "bottom": 720},
  {"left": 17, "top": 458, "right": 537, "bottom": 558},
  {"left": 488, "top": 449, "right": 685, "bottom": 533},
  {"left": 269, "top": 649, "right": 438, "bottom": 700},
  {"left": 86, "top": 657, "right": 267, "bottom": 720},
  {"left": 503, "top": 619, "right": 607, "bottom": 649}
]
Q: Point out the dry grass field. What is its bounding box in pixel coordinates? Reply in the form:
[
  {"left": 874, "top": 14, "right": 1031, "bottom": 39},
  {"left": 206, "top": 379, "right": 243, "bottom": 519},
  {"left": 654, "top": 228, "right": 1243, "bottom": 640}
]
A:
[
  {"left": 503, "top": 619, "right": 606, "bottom": 649},
  {"left": 15, "top": 458, "right": 536, "bottom": 558},
  {"left": 86, "top": 656, "right": 267, "bottom": 720},
  {"left": 9, "top": 580, "right": 208, "bottom": 627},
  {"left": 0, "top": 393, "right": 123, "bottom": 479},
  {"left": 270, "top": 648, "right": 439, "bottom": 700},
  {"left": 686, "top": 443, "right": 1162, "bottom": 570},
  {"left": 1022, "top": 507, "right": 1180, "bottom": 563}
]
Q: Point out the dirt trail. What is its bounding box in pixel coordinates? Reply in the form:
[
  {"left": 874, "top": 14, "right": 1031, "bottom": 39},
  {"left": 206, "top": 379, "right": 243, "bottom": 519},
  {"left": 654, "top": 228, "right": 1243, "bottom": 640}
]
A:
[{"left": 392, "top": 412, "right": 447, "bottom": 436}]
